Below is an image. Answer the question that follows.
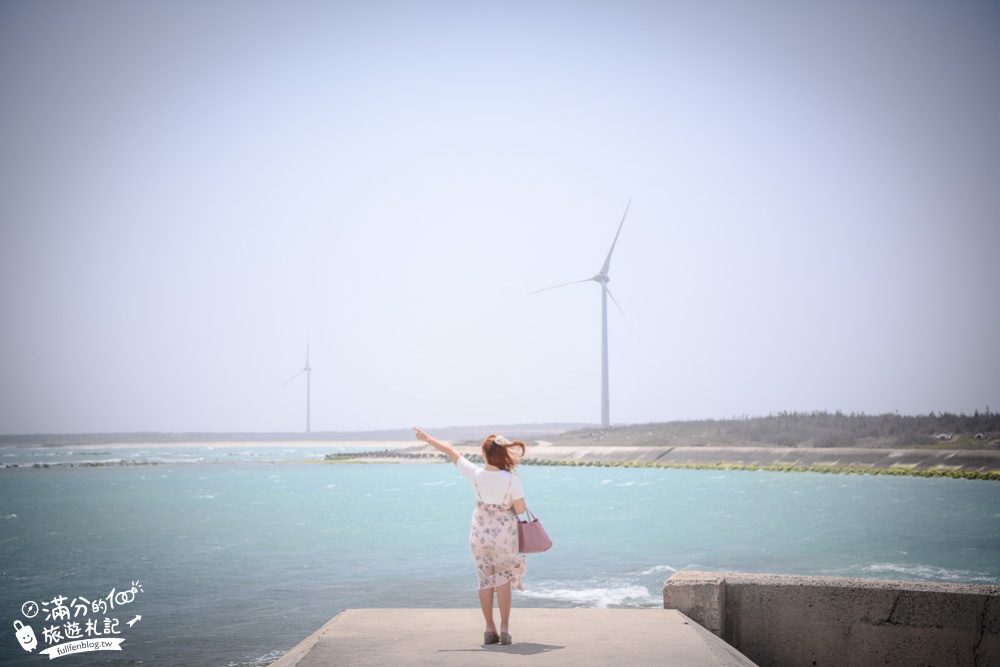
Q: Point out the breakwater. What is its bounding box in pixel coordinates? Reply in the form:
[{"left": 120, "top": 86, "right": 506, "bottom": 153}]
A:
[
  {"left": 663, "top": 571, "right": 999, "bottom": 667},
  {"left": 325, "top": 444, "right": 1000, "bottom": 480}
]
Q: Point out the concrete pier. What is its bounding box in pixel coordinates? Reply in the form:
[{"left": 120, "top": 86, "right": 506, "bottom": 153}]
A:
[
  {"left": 268, "top": 575, "right": 1000, "bottom": 666},
  {"left": 267, "top": 608, "right": 759, "bottom": 666}
]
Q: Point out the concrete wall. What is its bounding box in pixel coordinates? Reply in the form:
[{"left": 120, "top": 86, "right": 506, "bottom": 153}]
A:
[{"left": 663, "top": 571, "right": 999, "bottom": 667}]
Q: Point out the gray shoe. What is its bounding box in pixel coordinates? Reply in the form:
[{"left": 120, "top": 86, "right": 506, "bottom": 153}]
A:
[
  {"left": 500, "top": 632, "right": 512, "bottom": 645},
  {"left": 484, "top": 631, "right": 499, "bottom": 645}
]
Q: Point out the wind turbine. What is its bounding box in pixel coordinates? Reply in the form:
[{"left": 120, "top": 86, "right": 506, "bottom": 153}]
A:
[
  {"left": 530, "top": 199, "right": 631, "bottom": 430},
  {"left": 284, "top": 338, "right": 311, "bottom": 433}
]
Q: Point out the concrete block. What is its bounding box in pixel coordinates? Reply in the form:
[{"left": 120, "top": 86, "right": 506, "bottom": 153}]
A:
[
  {"left": 663, "top": 571, "right": 726, "bottom": 636},
  {"left": 664, "top": 572, "right": 1000, "bottom": 667},
  {"left": 849, "top": 623, "right": 972, "bottom": 667}
]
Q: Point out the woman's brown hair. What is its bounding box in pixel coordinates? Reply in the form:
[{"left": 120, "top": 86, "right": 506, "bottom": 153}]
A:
[{"left": 481, "top": 434, "right": 525, "bottom": 472}]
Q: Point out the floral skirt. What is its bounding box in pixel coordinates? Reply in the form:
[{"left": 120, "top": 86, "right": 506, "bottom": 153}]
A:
[{"left": 470, "top": 501, "right": 526, "bottom": 591}]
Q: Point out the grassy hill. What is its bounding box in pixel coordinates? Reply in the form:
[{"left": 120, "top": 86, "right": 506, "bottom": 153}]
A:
[{"left": 548, "top": 411, "right": 1000, "bottom": 449}]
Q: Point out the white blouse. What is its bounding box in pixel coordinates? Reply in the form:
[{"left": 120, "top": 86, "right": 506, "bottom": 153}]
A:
[{"left": 455, "top": 455, "right": 524, "bottom": 505}]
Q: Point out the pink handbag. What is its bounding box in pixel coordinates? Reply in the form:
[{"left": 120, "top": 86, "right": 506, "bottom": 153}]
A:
[{"left": 517, "top": 509, "right": 552, "bottom": 553}]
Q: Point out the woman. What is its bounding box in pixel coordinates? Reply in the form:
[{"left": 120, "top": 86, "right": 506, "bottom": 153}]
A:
[{"left": 413, "top": 427, "right": 528, "bottom": 646}]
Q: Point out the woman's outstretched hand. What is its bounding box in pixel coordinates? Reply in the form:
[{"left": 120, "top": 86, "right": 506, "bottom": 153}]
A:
[{"left": 412, "top": 427, "right": 459, "bottom": 463}]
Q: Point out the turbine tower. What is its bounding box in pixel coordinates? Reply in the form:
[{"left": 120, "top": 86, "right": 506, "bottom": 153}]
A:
[
  {"left": 284, "top": 338, "right": 312, "bottom": 433},
  {"left": 530, "top": 199, "right": 631, "bottom": 430}
]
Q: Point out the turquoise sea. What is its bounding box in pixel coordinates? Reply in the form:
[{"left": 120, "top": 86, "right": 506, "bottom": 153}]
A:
[{"left": 2, "top": 444, "right": 999, "bottom": 666}]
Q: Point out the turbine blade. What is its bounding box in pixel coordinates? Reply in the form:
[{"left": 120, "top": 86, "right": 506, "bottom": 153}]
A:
[
  {"left": 527, "top": 277, "right": 595, "bottom": 296},
  {"left": 605, "top": 286, "right": 638, "bottom": 333},
  {"left": 600, "top": 198, "right": 631, "bottom": 276},
  {"left": 283, "top": 369, "right": 305, "bottom": 387}
]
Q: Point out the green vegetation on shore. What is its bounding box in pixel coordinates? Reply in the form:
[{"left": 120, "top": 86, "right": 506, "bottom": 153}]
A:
[
  {"left": 517, "top": 458, "right": 1000, "bottom": 482},
  {"left": 324, "top": 449, "right": 1000, "bottom": 481},
  {"left": 548, "top": 410, "right": 1000, "bottom": 450}
]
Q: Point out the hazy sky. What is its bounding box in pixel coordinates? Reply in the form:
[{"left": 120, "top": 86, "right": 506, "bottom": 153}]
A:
[{"left": 1, "top": 1, "right": 998, "bottom": 435}]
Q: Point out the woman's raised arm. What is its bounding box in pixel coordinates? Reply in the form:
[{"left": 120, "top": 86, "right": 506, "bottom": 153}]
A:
[{"left": 412, "top": 427, "right": 460, "bottom": 464}]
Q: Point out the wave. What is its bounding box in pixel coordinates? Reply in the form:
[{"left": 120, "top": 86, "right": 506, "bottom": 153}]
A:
[
  {"left": 226, "top": 649, "right": 289, "bottom": 667},
  {"left": 637, "top": 563, "right": 677, "bottom": 576},
  {"left": 864, "top": 562, "right": 998, "bottom": 583},
  {"left": 519, "top": 582, "right": 658, "bottom": 608},
  {"left": 146, "top": 457, "right": 207, "bottom": 464}
]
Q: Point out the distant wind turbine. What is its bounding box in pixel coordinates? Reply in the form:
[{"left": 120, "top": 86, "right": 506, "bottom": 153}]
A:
[
  {"left": 284, "top": 338, "right": 311, "bottom": 433},
  {"left": 530, "top": 199, "right": 631, "bottom": 430}
]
